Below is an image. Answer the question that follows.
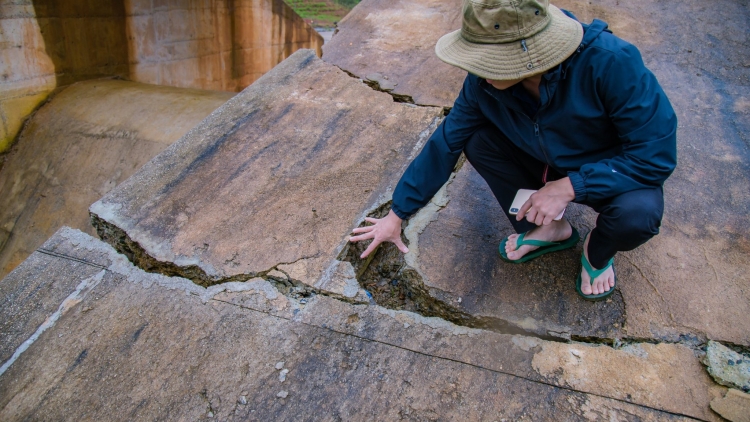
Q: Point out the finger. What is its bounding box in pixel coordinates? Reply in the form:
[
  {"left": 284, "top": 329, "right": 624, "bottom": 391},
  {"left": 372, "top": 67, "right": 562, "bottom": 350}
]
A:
[
  {"left": 351, "top": 225, "right": 375, "bottom": 234},
  {"left": 517, "top": 199, "right": 533, "bottom": 221},
  {"left": 349, "top": 232, "right": 375, "bottom": 242},
  {"left": 393, "top": 237, "right": 410, "bottom": 254},
  {"left": 364, "top": 217, "right": 381, "bottom": 224},
  {"left": 525, "top": 208, "right": 538, "bottom": 224},
  {"left": 360, "top": 239, "right": 381, "bottom": 258}
]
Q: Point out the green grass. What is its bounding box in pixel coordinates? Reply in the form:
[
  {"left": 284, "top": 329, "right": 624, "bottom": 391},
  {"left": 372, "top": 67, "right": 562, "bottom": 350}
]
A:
[{"left": 284, "top": 0, "right": 360, "bottom": 28}]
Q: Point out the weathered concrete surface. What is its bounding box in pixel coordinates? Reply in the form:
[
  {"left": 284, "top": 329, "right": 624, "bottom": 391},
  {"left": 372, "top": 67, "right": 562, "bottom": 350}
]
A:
[
  {"left": 323, "top": 0, "right": 465, "bottom": 108},
  {"left": 551, "top": 0, "right": 750, "bottom": 348},
  {"left": 90, "top": 50, "right": 444, "bottom": 292},
  {"left": 711, "top": 389, "right": 750, "bottom": 422},
  {"left": 0, "top": 237, "right": 104, "bottom": 365},
  {"left": 0, "top": 228, "right": 722, "bottom": 420},
  {"left": 0, "top": 79, "right": 233, "bottom": 279},
  {"left": 333, "top": 0, "right": 750, "bottom": 346}
]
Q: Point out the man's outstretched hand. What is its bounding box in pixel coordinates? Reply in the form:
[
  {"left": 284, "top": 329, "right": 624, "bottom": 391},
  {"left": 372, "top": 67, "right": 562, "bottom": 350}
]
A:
[
  {"left": 517, "top": 177, "right": 576, "bottom": 226},
  {"left": 349, "top": 209, "right": 409, "bottom": 259}
]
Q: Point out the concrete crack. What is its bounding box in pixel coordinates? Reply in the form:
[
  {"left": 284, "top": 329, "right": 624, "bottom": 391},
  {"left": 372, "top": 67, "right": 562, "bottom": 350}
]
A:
[
  {"left": 338, "top": 176, "right": 571, "bottom": 342},
  {"left": 209, "top": 294, "right": 705, "bottom": 422},
  {"left": 332, "top": 64, "right": 451, "bottom": 114},
  {"left": 620, "top": 254, "right": 677, "bottom": 325}
]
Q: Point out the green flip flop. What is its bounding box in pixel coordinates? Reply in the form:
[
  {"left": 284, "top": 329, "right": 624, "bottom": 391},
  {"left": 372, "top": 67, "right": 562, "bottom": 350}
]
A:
[
  {"left": 499, "top": 227, "right": 580, "bottom": 263},
  {"left": 576, "top": 252, "right": 616, "bottom": 301}
]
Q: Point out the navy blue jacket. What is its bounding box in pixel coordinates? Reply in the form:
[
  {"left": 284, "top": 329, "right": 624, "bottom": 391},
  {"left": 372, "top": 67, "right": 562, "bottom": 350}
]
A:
[{"left": 391, "top": 18, "right": 677, "bottom": 220}]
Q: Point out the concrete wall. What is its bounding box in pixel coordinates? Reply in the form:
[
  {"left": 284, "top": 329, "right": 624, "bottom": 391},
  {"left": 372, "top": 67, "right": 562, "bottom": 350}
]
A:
[
  {"left": 127, "top": 0, "right": 324, "bottom": 91},
  {"left": 0, "top": 0, "right": 323, "bottom": 153},
  {"left": 0, "top": 2, "right": 57, "bottom": 153}
]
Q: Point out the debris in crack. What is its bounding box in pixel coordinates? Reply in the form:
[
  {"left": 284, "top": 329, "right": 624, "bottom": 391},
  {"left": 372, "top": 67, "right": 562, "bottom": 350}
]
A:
[
  {"left": 340, "top": 200, "right": 566, "bottom": 341},
  {"left": 91, "top": 212, "right": 366, "bottom": 306},
  {"left": 334, "top": 65, "right": 416, "bottom": 104},
  {"left": 340, "top": 201, "right": 416, "bottom": 311},
  {"left": 703, "top": 340, "right": 750, "bottom": 392},
  {"left": 365, "top": 73, "right": 397, "bottom": 91},
  {"left": 90, "top": 212, "right": 255, "bottom": 287}
]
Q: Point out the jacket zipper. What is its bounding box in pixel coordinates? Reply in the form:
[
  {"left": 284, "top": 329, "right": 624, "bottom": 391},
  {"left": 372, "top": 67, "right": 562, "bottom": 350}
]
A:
[{"left": 480, "top": 81, "right": 554, "bottom": 168}]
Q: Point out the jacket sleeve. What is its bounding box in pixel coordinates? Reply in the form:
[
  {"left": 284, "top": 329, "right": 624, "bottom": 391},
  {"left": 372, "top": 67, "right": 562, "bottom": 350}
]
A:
[
  {"left": 567, "top": 44, "right": 677, "bottom": 203},
  {"left": 391, "top": 75, "right": 489, "bottom": 219}
]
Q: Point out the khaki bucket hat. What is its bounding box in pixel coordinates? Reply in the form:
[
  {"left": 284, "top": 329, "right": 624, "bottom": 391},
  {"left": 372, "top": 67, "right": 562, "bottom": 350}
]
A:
[{"left": 436, "top": 0, "right": 583, "bottom": 80}]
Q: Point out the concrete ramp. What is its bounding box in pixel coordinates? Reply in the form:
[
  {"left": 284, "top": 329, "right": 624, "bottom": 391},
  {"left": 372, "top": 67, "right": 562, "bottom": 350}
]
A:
[{"left": 0, "top": 80, "right": 233, "bottom": 279}]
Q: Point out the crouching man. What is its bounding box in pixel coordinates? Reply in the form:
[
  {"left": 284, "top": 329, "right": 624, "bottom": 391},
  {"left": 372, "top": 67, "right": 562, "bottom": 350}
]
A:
[{"left": 350, "top": 0, "right": 676, "bottom": 301}]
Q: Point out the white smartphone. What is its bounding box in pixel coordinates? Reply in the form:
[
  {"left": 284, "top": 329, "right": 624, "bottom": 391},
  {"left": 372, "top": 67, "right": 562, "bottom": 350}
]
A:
[{"left": 509, "top": 189, "right": 565, "bottom": 221}]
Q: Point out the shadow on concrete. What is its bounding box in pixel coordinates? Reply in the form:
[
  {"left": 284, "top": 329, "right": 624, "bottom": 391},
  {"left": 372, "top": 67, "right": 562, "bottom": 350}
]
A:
[{"left": 30, "top": 0, "right": 130, "bottom": 87}]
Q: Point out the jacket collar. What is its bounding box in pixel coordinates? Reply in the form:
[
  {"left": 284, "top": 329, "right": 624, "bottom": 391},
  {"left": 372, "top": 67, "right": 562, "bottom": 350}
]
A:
[
  {"left": 543, "top": 18, "right": 611, "bottom": 102},
  {"left": 477, "top": 18, "right": 612, "bottom": 114}
]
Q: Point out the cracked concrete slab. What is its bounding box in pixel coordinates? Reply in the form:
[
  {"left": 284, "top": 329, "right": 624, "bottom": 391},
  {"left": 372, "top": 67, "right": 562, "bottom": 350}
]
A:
[
  {"left": 0, "top": 228, "right": 720, "bottom": 420},
  {"left": 337, "top": 0, "right": 750, "bottom": 347},
  {"left": 323, "top": 0, "right": 465, "bottom": 109},
  {"left": 0, "top": 79, "right": 233, "bottom": 280},
  {"left": 90, "top": 49, "right": 444, "bottom": 292}
]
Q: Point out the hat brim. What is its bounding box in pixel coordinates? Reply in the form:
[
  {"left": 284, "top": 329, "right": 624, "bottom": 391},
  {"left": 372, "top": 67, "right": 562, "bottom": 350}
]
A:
[{"left": 435, "top": 5, "right": 583, "bottom": 80}]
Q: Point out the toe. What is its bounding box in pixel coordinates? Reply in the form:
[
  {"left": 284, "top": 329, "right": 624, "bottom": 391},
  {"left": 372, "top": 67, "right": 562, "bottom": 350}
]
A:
[
  {"left": 580, "top": 271, "right": 592, "bottom": 295},
  {"left": 505, "top": 234, "right": 519, "bottom": 252}
]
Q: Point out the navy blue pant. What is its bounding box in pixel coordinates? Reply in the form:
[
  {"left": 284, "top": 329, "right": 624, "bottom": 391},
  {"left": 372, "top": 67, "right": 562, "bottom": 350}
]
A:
[{"left": 463, "top": 125, "right": 663, "bottom": 269}]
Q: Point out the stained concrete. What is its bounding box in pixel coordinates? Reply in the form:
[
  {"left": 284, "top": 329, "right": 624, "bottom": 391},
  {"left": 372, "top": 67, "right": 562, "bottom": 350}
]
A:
[
  {"left": 90, "top": 49, "right": 444, "bottom": 292},
  {"left": 124, "top": 0, "right": 324, "bottom": 91},
  {"left": 330, "top": 0, "right": 750, "bottom": 347},
  {"left": 0, "top": 1, "right": 57, "bottom": 152},
  {"left": 0, "top": 79, "right": 233, "bottom": 279},
  {"left": 0, "top": 228, "right": 721, "bottom": 420},
  {"left": 0, "top": 0, "right": 322, "bottom": 153}
]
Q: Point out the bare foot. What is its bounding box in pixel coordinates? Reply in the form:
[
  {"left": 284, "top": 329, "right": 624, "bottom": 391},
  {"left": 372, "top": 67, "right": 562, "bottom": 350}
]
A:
[
  {"left": 579, "top": 232, "right": 615, "bottom": 295},
  {"left": 505, "top": 219, "right": 573, "bottom": 260}
]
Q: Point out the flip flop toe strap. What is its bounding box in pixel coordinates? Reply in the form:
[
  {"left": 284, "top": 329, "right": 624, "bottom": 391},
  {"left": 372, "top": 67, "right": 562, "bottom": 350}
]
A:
[
  {"left": 581, "top": 254, "right": 614, "bottom": 286},
  {"left": 516, "top": 232, "right": 560, "bottom": 248}
]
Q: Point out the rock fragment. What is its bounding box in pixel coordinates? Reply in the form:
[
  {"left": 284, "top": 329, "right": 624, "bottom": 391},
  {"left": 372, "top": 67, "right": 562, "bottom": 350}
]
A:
[
  {"left": 703, "top": 341, "right": 750, "bottom": 391},
  {"left": 710, "top": 389, "right": 750, "bottom": 422}
]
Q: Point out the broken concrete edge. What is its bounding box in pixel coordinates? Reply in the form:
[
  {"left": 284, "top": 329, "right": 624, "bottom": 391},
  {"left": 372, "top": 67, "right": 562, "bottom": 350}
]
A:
[
  {"left": 89, "top": 213, "right": 372, "bottom": 307},
  {"left": 87, "top": 116, "right": 443, "bottom": 304},
  {"left": 86, "top": 49, "right": 444, "bottom": 294},
  {"left": 1, "top": 227, "right": 726, "bottom": 420},
  {"left": 333, "top": 64, "right": 452, "bottom": 114},
  {"left": 710, "top": 389, "right": 750, "bottom": 422},
  {"left": 703, "top": 340, "right": 750, "bottom": 393},
  {"left": 335, "top": 157, "right": 577, "bottom": 341},
  {"left": 0, "top": 228, "right": 282, "bottom": 377}
]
